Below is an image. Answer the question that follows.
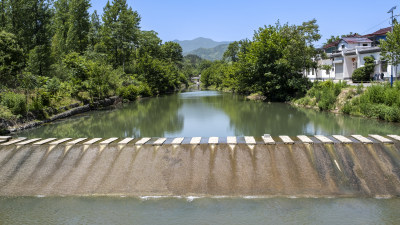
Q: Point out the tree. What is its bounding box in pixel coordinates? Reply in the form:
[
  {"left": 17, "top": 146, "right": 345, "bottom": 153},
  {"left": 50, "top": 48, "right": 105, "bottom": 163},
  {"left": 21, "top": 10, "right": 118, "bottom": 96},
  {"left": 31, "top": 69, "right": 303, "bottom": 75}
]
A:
[
  {"left": 161, "top": 41, "right": 183, "bottom": 63},
  {"left": 66, "top": 0, "right": 91, "bottom": 54},
  {"left": 0, "top": 0, "right": 8, "bottom": 29},
  {"left": 232, "top": 21, "right": 316, "bottom": 101},
  {"left": 52, "top": 0, "right": 70, "bottom": 60},
  {"left": 136, "top": 30, "right": 162, "bottom": 59},
  {"left": 0, "top": 31, "right": 24, "bottom": 88},
  {"left": 223, "top": 41, "right": 239, "bottom": 62},
  {"left": 101, "top": 0, "right": 141, "bottom": 69},
  {"left": 380, "top": 23, "right": 400, "bottom": 74},
  {"left": 88, "top": 10, "right": 101, "bottom": 50},
  {"left": 352, "top": 56, "right": 375, "bottom": 82}
]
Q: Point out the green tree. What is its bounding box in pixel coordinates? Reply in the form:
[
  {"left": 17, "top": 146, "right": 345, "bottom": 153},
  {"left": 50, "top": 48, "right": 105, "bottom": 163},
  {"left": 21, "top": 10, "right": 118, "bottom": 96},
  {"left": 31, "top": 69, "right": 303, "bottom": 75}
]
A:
[
  {"left": 88, "top": 10, "right": 101, "bottom": 50},
  {"left": 101, "top": 0, "right": 141, "bottom": 69},
  {"left": 0, "top": 31, "right": 24, "bottom": 89},
  {"left": 161, "top": 41, "right": 183, "bottom": 63},
  {"left": 52, "top": 0, "right": 70, "bottom": 60},
  {"left": 136, "top": 30, "right": 162, "bottom": 59},
  {"left": 352, "top": 56, "right": 375, "bottom": 82},
  {"left": 223, "top": 41, "right": 239, "bottom": 62},
  {"left": 380, "top": 23, "right": 400, "bottom": 73},
  {"left": 232, "top": 21, "right": 316, "bottom": 101},
  {"left": 66, "top": 0, "right": 91, "bottom": 54}
]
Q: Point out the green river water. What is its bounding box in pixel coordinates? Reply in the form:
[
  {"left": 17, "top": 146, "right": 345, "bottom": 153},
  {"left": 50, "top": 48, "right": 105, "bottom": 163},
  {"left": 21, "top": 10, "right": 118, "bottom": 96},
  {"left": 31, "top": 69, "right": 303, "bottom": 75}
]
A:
[{"left": 3, "top": 90, "right": 400, "bottom": 224}]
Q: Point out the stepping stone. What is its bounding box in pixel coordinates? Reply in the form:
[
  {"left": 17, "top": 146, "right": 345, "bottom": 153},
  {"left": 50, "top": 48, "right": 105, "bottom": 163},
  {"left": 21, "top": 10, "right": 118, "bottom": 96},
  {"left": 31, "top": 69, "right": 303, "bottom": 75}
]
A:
[
  {"left": 332, "top": 135, "right": 352, "bottom": 143},
  {"left": 66, "top": 138, "right": 87, "bottom": 145},
  {"left": 279, "top": 136, "right": 294, "bottom": 144},
  {"left": 83, "top": 138, "right": 102, "bottom": 145},
  {"left": 208, "top": 137, "right": 219, "bottom": 144},
  {"left": 190, "top": 137, "right": 201, "bottom": 145},
  {"left": 297, "top": 135, "right": 313, "bottom": 144},
  {"left": 135, "top": 138, "right": 151, "bottom": 145},
  {"left": 33, "top": 138, "right": 57, "bottom": 145},
  {"left": 0, "top": 137, "right": 27, "bottom": 146},
  {"left": 118, "top": 138, "right": 134, "bottom": 144},
  {"left": 244, "top": 136, "right": 256, "bottom": 145},
  {"left": 388, "top": 135, "right": 400, "bottom": 141},
  {"left": 314, "top": 135, "right": 333, "bottom": 143},
  {"left": 369, "top": 135, "right": 393, "bottom": 143},
  {"left": 153, "top": 138, "right": 167, "bottom": 145},
  {"left": 50, "top": 138, "right": 72, "bottom": 145},
  {"left": 16, "top": 138, "right": 42, "bottom": 146},
  {"left": 262, "top": 134, "right": 275, "bottom": 145},
  {"left": 171, "top": 137, "right": 184, "bottom": 145},
  {"left": 100, "top": 138, "right": 119, "bottom": 145},
  {"left": 351, "top": 135, "right": 373, "bottom": 144}
]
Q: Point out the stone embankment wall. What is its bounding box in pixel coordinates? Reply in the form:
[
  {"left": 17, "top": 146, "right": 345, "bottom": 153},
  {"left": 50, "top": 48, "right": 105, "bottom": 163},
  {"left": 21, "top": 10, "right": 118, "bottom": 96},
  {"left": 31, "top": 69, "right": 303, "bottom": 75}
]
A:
[
  {"left": 0, "top": 96, "right": 120, "bottom": 134},
  {"left": 0, "top": 134, "right": 399, "bottom": 197}
]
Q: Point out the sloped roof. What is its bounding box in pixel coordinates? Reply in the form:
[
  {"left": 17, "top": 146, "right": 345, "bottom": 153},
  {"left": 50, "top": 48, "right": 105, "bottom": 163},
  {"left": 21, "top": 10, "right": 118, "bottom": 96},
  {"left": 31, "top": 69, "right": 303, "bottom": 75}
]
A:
[
  {"left": 364, "top": 27, "right": 391, "bottom": 37},
  {"left": 323, "top": 40, "right": 340, "bottom": 49},
  {"left": 342, "top": 37, "right": 372, "bottom": 44}
]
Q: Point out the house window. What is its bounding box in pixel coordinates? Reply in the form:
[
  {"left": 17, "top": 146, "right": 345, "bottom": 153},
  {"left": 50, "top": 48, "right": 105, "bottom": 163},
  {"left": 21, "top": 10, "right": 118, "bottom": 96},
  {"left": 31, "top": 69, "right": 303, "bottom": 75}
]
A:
[
  {"left": 363, "top": 44, "right": 368, "bottom": 46},
  {"left": 381, "top": 61, "right": 388, "bottom": 72},
  {"left": 312, "top": 68, "right": 315, "bottom": 75},
  {"left": 341, "top": 44, "right": 345, "bottom": 49}
]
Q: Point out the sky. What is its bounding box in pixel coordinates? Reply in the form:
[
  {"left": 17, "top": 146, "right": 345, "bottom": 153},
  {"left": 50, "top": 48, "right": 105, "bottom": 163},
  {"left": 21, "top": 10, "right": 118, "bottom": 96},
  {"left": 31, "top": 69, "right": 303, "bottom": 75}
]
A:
[{"left": 90, "top": 0, "right": 400, "bottom": 46}]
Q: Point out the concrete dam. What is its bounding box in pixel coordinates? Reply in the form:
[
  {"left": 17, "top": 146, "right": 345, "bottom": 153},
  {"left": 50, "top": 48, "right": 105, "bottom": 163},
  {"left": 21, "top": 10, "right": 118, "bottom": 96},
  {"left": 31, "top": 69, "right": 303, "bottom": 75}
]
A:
[{"left": 0, "top": 134, "right": 399, "bottom": 197}]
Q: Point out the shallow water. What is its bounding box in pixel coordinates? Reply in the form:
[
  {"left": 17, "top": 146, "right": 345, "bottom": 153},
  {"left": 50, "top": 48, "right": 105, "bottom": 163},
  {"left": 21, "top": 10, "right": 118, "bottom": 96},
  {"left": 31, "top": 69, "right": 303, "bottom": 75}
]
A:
[
  {"left": 15, "top": 91, "right": 400, "bottom": 138},
  {"left": 0, "top": 197, "right": 400, "bottom": 225}
]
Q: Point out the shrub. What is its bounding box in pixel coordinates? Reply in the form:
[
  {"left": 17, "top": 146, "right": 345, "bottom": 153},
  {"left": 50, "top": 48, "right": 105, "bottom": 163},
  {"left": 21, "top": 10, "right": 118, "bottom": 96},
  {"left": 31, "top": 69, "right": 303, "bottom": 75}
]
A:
[
  {"left": 0, "top": 105, "right": 16, "bottom": 120},
  {"left": 352, "top": 56, "right": 374, "bottom": 82},
  {"left": 0, "top": 92, "right": 27, "bottom": 116},
  {"left": 318, "top": 89, "right": 336, "bottom": 110},
  {"left": 117, "top": 85, "right": 139, "bottom": 101}
]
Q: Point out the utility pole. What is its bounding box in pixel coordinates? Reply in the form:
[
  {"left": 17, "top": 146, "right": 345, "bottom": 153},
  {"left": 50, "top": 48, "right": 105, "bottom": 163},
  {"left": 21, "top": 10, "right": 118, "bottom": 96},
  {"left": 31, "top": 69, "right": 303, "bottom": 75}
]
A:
[{"left": 388, "top": 6, "right": 396, "bottom": 87}]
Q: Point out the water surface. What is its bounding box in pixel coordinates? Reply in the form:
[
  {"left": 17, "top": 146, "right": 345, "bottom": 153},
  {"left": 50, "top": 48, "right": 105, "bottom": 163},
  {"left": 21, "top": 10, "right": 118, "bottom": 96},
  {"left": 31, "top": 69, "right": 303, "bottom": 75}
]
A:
[
  {"left": 1, "top": 197, "right": 400, "bottom": 225},
  {"left": 15, "top": 91, "right": 400, "bottom": 138}
]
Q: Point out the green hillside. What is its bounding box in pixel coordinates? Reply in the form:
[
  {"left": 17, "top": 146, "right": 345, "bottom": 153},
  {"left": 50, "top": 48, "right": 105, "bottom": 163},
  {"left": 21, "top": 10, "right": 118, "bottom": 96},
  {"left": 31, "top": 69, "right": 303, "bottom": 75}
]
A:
[
  {"left": 174, "top": 37, "right": 230, "bottom": 53},
  {"left": 186, "top": 44, "right": 229, "bottom": 61}
]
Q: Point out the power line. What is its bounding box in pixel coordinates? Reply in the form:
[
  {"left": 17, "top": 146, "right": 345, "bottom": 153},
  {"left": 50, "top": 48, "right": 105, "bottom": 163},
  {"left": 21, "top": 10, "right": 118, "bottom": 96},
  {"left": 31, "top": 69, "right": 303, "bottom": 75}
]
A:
[{"left": 360, "top": 17, "right": 392, "bottom": 35}]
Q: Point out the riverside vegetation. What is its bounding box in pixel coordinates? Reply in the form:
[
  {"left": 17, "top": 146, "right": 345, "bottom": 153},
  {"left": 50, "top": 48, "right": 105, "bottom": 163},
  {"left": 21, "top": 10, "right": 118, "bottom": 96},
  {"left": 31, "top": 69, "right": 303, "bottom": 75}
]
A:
[
  {"left": 294, "top": 80, "right": 400, "bottom": 122},
  {"left": 0, "top": 0, "right": 211, "bottom": 133}
]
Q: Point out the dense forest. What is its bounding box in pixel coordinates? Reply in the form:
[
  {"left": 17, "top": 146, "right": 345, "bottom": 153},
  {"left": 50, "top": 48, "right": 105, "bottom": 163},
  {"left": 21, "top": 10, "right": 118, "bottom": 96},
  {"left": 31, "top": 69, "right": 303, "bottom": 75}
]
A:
[{"left": 0, "top": 0, "right": 209, "bottom": 123}]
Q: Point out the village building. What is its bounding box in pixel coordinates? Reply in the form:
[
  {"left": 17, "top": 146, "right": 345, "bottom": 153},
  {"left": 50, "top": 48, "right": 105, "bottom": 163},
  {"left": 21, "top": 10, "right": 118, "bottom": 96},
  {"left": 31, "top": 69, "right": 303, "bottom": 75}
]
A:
[{"left": 305, "top": 27, "right": 399, "bottom": 81}]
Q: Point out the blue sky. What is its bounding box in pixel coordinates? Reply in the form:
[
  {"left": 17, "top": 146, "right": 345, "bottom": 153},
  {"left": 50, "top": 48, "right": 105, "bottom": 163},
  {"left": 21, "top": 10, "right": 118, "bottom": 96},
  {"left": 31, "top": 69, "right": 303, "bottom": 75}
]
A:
[{"left": 90, "top": 0, "right": 399, "bottom": 46}]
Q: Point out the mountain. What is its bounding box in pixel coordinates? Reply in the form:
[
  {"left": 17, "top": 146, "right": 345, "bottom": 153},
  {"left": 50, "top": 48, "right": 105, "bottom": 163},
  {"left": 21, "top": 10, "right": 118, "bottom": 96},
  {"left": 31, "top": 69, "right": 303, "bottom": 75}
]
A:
[
  {"left": 186, "top": 44, "right": 229, "bottom": 61},
  {"left": 174, "top": 37, "right": 231, "bottom": 54}
]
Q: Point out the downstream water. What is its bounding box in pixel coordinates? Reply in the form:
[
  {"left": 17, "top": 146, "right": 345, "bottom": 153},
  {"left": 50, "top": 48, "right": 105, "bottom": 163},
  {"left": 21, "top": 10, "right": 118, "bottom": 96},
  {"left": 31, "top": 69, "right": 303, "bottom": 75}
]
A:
[
  {"left": 1, "top": 197, "right": 400, "bottom": 225},
  {"left": 5, "top": 90, "right": 400, "bottom": 224},
  {"left": 15, "top": 90, "right": 400, "bottom": 138}
]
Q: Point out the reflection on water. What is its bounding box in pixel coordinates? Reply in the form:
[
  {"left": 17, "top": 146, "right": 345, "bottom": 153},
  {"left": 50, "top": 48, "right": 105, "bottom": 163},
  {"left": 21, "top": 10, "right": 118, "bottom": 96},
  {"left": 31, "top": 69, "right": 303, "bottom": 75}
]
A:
[
  {"left": 15, "top": 90, "right": 400, "bottom": 138},
  {"left": 0, "top": 197, "right": 399, "bottom": 225}
]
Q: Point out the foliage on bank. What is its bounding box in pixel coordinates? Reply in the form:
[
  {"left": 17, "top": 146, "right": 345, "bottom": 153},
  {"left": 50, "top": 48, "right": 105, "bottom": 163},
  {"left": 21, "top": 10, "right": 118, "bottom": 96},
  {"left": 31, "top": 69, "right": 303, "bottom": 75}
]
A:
[
  {"left": 0, "top": 0, "right": 209, "bottom": 125},
  {"left": 294, "top": 80, "right": 400, "bottom": 122},
  {"left": 342, "top": 82, "right": 400, "bottom": 122}
]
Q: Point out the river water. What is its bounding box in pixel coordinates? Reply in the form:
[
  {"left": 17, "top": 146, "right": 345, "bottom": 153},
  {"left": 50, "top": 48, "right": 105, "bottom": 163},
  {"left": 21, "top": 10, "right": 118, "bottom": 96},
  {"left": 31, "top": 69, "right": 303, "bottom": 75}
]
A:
[
  {"left": 15, "top": 90, "right": 400, "bottom": 138},
  {"left": 5, "top": 90, "right": 400, "bottom": 224}
]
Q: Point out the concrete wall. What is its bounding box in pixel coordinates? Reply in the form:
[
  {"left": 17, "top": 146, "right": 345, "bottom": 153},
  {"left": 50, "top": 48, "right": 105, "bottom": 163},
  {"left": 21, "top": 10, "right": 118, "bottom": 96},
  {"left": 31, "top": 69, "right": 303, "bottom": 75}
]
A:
[{"left": 0, "top": 135, "right": 399, "bottom": 197}]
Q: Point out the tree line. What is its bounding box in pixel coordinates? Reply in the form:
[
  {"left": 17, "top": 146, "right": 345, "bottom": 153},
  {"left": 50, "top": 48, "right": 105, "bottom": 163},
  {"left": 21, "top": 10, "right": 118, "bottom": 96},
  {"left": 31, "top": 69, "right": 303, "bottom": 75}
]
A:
[{"left": 0, "top": 0, "right": 204, "bottom": 122}]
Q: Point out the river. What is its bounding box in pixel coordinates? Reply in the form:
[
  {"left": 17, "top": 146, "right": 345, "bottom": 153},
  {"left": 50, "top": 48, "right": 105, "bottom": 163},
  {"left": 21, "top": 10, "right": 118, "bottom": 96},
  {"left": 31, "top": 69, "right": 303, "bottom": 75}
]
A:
[{"left": 4, "top": 90, "right": 400, "bottom": 224}]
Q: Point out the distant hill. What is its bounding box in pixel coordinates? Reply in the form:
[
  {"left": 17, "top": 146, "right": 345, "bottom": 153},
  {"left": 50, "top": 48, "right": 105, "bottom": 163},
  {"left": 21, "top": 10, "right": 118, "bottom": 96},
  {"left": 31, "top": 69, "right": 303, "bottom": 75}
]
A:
[
  {"left": 186, "top": 44, "right": 229, "bottom": 61},
  {"left": 174, "top": 37, "right": 231, "bottom": 54}
]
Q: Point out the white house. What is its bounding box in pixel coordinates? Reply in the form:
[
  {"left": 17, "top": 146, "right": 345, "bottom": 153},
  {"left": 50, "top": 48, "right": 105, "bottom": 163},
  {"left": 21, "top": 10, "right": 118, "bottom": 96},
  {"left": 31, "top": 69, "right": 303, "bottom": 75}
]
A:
[{"left": 304, "top": 27, "right": 399, "bottom": 81}]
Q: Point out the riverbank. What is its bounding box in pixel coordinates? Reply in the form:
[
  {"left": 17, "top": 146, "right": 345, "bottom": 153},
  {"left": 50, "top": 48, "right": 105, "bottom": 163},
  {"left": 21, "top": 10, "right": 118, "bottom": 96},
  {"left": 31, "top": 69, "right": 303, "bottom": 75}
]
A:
[
  {"left": 0, "top": 96, "right": 123, "bottom": 135},
  {"left": 292, "top": 80, "right": 400, "bottom": 123}
]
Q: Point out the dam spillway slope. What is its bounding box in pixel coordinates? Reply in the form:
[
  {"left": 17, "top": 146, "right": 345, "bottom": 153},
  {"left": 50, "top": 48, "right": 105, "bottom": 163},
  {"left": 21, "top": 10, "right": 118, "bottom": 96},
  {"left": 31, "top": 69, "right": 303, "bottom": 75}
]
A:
[{"left": 0, "top": 135, "right": 399, "bottom": 197}]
